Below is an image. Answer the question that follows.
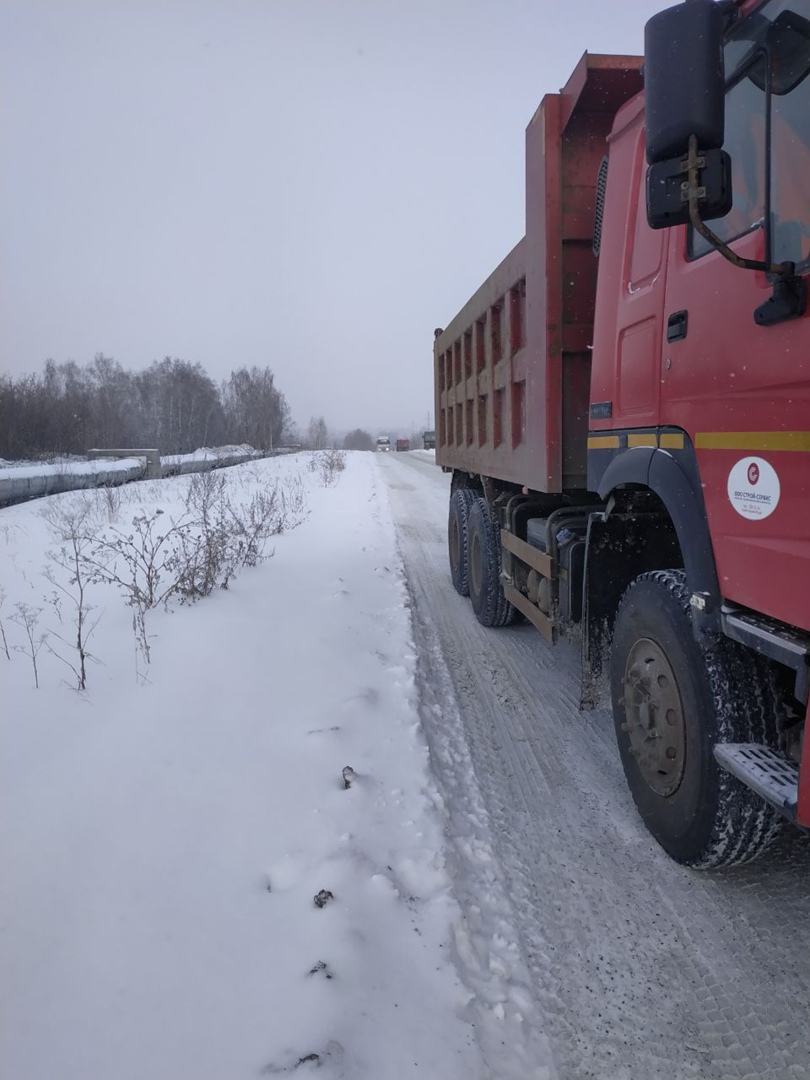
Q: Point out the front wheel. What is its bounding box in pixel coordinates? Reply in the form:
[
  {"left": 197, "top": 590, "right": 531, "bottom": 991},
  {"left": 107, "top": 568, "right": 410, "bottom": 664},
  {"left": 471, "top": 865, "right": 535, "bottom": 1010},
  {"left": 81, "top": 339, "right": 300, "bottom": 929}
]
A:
[{"left": 611, "top": 569, "right": 781, "bottom": 868}]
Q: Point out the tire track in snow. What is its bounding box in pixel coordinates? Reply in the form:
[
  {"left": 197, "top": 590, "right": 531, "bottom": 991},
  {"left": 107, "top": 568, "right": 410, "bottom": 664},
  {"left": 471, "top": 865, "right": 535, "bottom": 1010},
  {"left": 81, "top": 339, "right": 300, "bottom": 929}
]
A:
[{"left": 381, "top": 458, "right": 558, "bottom": 1079}]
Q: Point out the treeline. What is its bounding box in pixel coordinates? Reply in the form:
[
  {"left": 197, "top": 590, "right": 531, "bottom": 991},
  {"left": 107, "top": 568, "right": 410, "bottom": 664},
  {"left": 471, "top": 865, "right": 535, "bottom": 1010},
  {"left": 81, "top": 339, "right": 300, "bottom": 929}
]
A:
[{"left": 0, "top": 355, "right": 292, "bottom": 460}]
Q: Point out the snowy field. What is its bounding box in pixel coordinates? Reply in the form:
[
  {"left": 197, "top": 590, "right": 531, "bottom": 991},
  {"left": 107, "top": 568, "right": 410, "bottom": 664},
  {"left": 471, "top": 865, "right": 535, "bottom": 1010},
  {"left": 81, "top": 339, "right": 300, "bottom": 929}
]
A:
[{"left": 0, "top": 452, "right": 552, "bottom": 1080}]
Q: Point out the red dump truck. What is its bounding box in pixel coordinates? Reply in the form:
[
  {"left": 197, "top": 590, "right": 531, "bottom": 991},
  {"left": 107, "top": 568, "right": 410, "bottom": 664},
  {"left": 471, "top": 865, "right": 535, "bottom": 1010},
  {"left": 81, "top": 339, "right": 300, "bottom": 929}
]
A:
[{"left": 435, "top": 0, "right": 810, "bottom": 867}]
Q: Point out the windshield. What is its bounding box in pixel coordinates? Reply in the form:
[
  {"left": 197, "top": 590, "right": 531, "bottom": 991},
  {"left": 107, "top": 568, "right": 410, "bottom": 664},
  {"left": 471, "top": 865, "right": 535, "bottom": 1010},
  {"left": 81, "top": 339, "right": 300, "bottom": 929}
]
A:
[{"left": 692, "top": 0, "right": 810, "bottom": 269}]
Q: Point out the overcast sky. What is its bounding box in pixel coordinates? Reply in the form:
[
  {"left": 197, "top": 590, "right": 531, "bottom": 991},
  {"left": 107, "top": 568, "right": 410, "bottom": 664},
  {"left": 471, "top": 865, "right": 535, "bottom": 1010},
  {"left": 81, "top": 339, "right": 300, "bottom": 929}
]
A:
[{"left": 1, "top": 0, "right": 672, "bottom": 436}]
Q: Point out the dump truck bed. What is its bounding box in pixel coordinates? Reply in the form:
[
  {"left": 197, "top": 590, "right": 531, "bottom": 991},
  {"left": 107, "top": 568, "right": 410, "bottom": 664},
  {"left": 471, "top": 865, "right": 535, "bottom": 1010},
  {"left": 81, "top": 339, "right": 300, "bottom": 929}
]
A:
[{"left": 434, "top": 53, "right": 643, "bottom": 493}]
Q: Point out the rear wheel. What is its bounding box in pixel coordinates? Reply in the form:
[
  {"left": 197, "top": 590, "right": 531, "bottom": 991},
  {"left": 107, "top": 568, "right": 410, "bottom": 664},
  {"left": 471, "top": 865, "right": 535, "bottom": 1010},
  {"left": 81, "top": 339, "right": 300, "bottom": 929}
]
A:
[
  {"left": 468, "top": 498, "right": 517, "bottom": 628},
  {"left": 611, "top": 569, "right": 781, "bottom": 868},
  {"left": 448, "top": 488, "right": 477, "bottom": 596}
]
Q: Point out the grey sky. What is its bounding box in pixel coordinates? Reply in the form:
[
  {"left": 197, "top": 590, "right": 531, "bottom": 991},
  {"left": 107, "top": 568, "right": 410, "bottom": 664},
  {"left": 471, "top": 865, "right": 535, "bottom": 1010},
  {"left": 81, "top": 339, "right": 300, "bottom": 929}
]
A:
[{"left": 1, "top": 0, "right": 672, "bottom": 436}]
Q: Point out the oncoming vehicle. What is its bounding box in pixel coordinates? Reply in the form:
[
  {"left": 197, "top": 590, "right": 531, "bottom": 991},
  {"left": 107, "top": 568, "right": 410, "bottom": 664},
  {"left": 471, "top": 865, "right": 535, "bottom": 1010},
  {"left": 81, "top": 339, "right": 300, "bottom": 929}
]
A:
[
  {"left": 375, "top": 436, "right": 391, "bottom": 452},
  {"left": 434, "top": 0, "right": 810, "bottom": 868}
]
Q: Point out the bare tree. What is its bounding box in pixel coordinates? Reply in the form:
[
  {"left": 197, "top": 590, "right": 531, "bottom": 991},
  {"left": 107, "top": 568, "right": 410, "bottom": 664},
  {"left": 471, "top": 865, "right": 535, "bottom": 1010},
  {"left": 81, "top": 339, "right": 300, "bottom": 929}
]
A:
[
  {"left": 343, "top": 428, "right": 374, "bottom": 451},
  {"left": 136, "top": 358, "right": 225, "bottom": 453},
  {"left": 307, "top": 416, "right": 329, "bottom": 450},
  {"left": 221, "top": 366, "right": 290, "bottom": 450},
  {"left": 0, "top": 354, "right": 297, "bottom": 460}
]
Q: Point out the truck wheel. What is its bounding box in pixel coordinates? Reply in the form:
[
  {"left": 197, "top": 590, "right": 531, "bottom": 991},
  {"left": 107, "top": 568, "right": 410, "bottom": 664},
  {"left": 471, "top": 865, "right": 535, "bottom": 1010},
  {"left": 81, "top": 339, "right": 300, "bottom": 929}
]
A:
[
  {"left": 611, "top": 570, "right": 781, "bottom": 868},
  {"left": 468, "top": 498, "right": 517, "bottom": 627},
  {"left": 448, "top": 488, "right": 477, "bottom": 596}
]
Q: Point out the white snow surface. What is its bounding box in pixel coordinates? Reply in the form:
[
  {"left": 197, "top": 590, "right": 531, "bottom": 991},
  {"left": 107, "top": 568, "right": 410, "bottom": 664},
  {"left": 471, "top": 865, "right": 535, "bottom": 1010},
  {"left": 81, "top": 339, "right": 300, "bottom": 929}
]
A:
[{"left": 0, "top": 452, "right": 553, "bottom": 1080}]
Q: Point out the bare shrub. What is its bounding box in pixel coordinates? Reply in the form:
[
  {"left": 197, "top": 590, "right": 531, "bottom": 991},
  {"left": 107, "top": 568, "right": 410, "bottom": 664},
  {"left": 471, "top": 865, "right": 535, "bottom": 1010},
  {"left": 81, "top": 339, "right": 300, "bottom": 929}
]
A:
[
  {"left": 235, "top": 459, "right": 264, "bottom": 489},
  {"left": 280, "top": 475, "right": 308, "bottom": 528},
  {"left": 179, "top": 469, "right": 309, "bottom": 582},
  {"left": 174, "top": 471, "right": 241, "bottom": 599},
  {"left": 186, "top": 469, "right": 228, "bottom": 526},
  {"left": 30, "top": 466, "right": 311, "bottom": 674},
  {"left": 82, "top": 509, "right": 193, "bottom": 667},
  {"left": 227, "top": 488, "right": 283, "bottom": 567},
  {"left": 0, "top": 587, "right": 10, "bottom": 660},
  {"left": 87, "top": 509, "right": 188, "bottom": 611},
  {"left": 97, "top": 484, "right": 122, "bottom": 522},
  {"left": 41, "top": 501, "right": 100, "bottom": 690},
  {"left": 308, "top": 448, "right": 347, "bottom": 487},
  {"left": 10, "top": 603, "right": 46, "bottom": 688},
  {"left": 168, "top": 520, "right": 238, "bottom": 602}
]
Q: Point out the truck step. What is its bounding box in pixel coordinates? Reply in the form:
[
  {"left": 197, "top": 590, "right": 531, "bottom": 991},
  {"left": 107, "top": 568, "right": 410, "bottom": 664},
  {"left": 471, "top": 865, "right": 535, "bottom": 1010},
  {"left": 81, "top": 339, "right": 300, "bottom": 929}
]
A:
[{"left": 714, "top": 743, "right": 799, "bottom": 822}]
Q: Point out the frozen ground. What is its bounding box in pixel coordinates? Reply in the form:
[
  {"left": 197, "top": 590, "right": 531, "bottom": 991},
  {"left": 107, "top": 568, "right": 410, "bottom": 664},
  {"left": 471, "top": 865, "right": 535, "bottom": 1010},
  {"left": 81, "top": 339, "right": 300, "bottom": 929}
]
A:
[
  {"left": 0, "top": 451, "right": 551, "bottom": 1080},
  {"left": 3, "top": 449, "right": 809, "bottom": 1080}
]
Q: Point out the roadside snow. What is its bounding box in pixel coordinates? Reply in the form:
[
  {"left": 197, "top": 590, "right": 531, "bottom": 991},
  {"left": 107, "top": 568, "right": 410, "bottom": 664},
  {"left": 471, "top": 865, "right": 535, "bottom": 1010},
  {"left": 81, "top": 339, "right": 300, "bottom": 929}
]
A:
[{"left": 0, "top": 452, "right": 550, "bottom": 1080}]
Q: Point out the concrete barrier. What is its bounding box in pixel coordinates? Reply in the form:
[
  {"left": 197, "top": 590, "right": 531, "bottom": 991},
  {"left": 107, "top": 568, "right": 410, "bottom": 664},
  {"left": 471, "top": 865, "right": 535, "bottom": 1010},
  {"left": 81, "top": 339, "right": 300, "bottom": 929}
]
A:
[
  {"left": 0, "top": 446, "right": 277, "bottom": 508},
  {"left": 87, "top": 448, "right": 161, "bottom": 479},
  {"left": 0, "top": 459, "right": 145, "bottom": 506}
]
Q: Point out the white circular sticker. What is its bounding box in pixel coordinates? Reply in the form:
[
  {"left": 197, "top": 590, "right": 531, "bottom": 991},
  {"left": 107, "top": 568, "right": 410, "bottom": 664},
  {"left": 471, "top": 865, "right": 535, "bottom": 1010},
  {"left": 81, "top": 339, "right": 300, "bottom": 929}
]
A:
[{"left": 726, "top": 456, "right": 780, "bottom": 520}]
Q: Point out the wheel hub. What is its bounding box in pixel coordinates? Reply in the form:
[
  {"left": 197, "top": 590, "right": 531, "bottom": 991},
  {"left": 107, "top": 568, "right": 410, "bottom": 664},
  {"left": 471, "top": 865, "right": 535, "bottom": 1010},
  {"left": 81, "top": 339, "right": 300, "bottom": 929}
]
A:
[{"left": 623, "top": 638, "right": 686, "bottom": 797}]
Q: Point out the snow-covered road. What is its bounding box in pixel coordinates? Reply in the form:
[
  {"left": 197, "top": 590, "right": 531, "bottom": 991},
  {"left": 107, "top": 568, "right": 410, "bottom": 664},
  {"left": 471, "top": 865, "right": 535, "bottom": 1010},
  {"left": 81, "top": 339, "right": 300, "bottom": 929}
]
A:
[{"left": 379, "top": 450, "right": 810, "bottom": 1080}]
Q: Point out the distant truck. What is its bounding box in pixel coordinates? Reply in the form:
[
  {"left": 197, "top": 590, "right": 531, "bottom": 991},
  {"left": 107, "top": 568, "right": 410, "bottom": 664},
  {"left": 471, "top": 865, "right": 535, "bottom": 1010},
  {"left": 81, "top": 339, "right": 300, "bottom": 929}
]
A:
[
  {"left": 375, "top": 436, "right": 391, "bottom": 452},
  {"left": 423, "top": 431, "right": 436, "bottom": 450},
  {"left": 434, "top": 1, "right": 810, "bottom": 868},
  {"left": 396, "top": 439, "right": 411, "bottom": 452}
]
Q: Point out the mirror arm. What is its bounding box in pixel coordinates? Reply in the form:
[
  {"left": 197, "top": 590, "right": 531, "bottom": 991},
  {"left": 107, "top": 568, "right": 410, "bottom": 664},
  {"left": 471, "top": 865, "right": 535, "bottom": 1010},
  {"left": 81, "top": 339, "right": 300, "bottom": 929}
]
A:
[{"left": 685, "top": 135, "right": 790, "bottom": 277}]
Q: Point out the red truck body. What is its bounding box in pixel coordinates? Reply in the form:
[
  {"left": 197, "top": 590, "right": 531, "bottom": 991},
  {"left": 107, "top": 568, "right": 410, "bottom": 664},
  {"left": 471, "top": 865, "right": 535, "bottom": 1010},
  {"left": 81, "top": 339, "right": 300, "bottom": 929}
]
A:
[
  {"left": 435, "top": 1, "right": 810, "bottom": 859},
  {"left": 436, "top": 54, "right": 643, "bottom": 493}
]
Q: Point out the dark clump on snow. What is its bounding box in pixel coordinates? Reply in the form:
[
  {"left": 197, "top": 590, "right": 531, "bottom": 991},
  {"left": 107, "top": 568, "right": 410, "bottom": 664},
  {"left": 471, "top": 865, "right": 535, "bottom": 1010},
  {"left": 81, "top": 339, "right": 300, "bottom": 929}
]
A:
[
  {"left": 259, "top": 1050, "right": 321, "bottom": 1074},
  {"left": 307, "top": 960, "right": 334, "bottom": 979},
  {"left": 313, "top": 889, "right": 334, "bottom": 909}
]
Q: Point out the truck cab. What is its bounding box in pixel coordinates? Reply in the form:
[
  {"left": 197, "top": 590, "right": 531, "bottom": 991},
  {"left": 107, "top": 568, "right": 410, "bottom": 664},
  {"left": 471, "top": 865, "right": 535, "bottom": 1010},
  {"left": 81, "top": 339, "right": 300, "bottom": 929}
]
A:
[{"left": 434, "top": 0, "right": 810, "bottom": 867}]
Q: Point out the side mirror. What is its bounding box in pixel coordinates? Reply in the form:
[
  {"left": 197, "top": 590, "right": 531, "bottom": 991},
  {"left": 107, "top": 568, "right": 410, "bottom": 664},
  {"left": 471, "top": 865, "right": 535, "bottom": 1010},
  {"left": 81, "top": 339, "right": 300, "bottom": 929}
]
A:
[
  {"left": 644, "top": 0, "right": 733, "bottom": 164},
  {"left": 747, "top": 9, "right": 810, "bottom": 95},
  {"left": 646, "top": 148, "right": 733, "bottom": 229}
]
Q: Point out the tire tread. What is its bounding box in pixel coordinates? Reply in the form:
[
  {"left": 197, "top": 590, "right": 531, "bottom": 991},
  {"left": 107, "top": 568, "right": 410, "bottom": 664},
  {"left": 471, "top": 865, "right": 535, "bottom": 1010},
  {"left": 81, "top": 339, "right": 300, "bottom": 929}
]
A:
[
  {"left": 468, "top": 498, "right": 516, "bottom": 628},
  {"left": 448, "top": 488, "right": 477, "bottom": 596}
]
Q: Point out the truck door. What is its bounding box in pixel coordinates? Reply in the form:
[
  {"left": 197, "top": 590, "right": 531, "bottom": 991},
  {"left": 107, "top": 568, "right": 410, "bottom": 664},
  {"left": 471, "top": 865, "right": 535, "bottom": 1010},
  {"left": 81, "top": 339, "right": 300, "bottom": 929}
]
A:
[
  {"left": 659, "top": 52, "right": 810, "bottom": 633},
  {"left": 612, "top": 126, "right": 668, "bottom": 432}
]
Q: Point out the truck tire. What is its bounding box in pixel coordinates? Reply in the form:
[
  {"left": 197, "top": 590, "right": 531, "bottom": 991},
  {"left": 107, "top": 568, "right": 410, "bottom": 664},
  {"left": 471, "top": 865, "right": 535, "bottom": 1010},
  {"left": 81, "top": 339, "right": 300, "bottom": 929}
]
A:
[
  {"left": 448, "top": 488, "right": 477, "bottom": 596},
  {"left": 468, "top": 498, "right": 517, "bottom": 628},
  {"left": 611, "top": 569, "right": 781, "bottom": 868}
]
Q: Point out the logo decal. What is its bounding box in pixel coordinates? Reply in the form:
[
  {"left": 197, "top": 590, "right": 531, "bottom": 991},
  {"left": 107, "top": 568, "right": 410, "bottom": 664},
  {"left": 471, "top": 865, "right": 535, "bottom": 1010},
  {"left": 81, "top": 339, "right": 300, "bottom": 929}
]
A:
[{"left": 727, "top": 457, "right": 780, "bottom": 520}]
